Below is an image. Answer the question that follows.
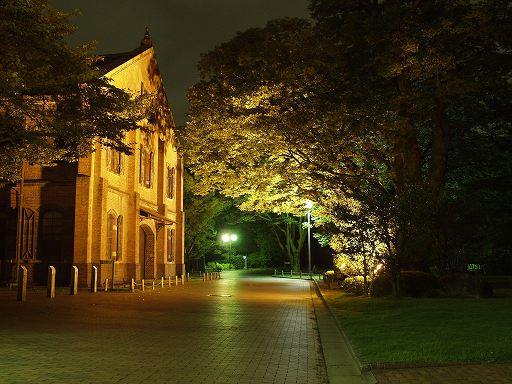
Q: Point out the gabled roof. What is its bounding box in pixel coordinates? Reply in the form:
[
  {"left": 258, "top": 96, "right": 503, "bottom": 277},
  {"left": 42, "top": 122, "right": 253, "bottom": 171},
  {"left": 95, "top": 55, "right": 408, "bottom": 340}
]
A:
[{"left": 96, "top": 27, "right": 153, "bottom": 73}]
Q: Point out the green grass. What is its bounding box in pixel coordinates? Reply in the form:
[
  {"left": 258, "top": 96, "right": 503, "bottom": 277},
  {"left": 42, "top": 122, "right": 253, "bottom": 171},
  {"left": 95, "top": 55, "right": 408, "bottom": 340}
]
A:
[{"left": 325, "top": 293, "right": 512, "bottom": 365}]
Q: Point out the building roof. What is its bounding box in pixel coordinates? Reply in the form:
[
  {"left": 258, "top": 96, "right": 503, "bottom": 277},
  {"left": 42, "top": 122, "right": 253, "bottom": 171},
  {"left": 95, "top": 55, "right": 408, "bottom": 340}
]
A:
[{"left": 96, "top": 27, "right": 153, "bottom": 73}]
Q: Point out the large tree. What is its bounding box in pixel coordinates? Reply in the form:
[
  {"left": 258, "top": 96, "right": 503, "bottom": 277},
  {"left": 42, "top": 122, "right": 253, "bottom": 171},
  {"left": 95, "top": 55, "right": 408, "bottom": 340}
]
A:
[
  {"left": 180, "top": 1, "right": 511, "bottom": 287},
  {"left": 0, "top": 0, "right": 151, "bottom": 180}
]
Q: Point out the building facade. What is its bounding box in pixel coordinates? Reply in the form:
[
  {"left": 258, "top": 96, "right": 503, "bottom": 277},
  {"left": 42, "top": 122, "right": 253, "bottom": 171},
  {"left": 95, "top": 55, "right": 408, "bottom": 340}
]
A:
[{"left": 0, "top": 31, "right": 185, "bottom": 287}]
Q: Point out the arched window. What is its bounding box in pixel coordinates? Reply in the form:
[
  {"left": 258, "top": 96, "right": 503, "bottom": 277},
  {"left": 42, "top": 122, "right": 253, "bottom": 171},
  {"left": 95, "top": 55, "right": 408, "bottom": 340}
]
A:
[
  {"left": 107, "top": 212, "right": 117, "bottom": 260},
  {"left": 116, "top": 215, "right": 123, "bottom": 261},
  {"left": 139, "top": 133, "right": 154, "bottom": 188},
  {"left": 107, "top": 148, "right": 122, "bottom": 174},
  {"left": 106, "top": 212, "right": 123, "bottom": 261},
  {"left": 167, "top": 227, "right": 175, "bottom": 262},
  {"left": 167, "top": 166, "right": 175, "bottom": 199}
]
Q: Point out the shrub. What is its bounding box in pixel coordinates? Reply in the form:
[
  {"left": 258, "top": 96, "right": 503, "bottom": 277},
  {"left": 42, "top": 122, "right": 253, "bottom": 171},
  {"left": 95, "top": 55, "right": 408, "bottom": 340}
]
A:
[
  {"left": 340, "top": 276, "right": 366, "bottom": 296},
  {"left": 371, "top": 271, "right": 440, "bottom": 297},
  {"left": 478, "top": 280, "right": 494, "bottom": 298}
]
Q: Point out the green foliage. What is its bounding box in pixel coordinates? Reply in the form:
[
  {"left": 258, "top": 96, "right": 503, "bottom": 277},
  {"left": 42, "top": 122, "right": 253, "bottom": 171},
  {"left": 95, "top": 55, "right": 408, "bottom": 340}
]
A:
[
  {"left": 0, "top": 0, "right": 152, "bottom": 180},
  {"left": 340, "top": 276, "right": 366, "bottom": 296},
  {"left": 180, "top": 0, "right": 512, "bottom": 288}
]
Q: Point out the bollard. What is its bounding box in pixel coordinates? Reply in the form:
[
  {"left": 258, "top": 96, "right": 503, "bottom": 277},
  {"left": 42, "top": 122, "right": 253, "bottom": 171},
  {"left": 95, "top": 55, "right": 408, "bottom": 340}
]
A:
[
  {"left": 47, "top": 266, "right": 56, "bottom": 299},
  {"left": 17, "top": 266, "right": 28, "bottom": 302},
  {"left": 175, "top": 275, "right": 178, "bottom": 286},
  {"left": 291, "top": 270, "right": 293, "bottom": 277},
  {"left": 152, "top": 281, "right": 155, "bottom": 290},
  {"left": 131, "top": 278, "right": 135, "bottom": 292},
  {"left": 202, "top": 274, "right": 205, "bottom": 282},
  {"left": 161, "top": 276, "right": 164, "bottom": 288},
  {"left": 168, "top": 276, "right": 171, "bottom": 287},
  {"left": 181, "top": 274, "right": 185, "bottom": 285},
  {"left": 187, "top": 272, "right": 190, "bottom": 281},
  {"left": 91, "top": 266, "right": 98, "bottom": 293},
  {"left": 274, "top": 269, "right": 277, "bottom": 276},
  {"left": 142, "top": 279, "right": 145, "bottom": 292},
  {"left": 300, "top": 271, "right": 302, "bottom": 279},
  {"left": 281, "top": 270, "right": 284, "bottom": 277},
  {"left": 70, "top": 266, "right": 78, "bottom": 295},
  {"left": 104, "top": 278, "right": 109, "bottom": 292}
]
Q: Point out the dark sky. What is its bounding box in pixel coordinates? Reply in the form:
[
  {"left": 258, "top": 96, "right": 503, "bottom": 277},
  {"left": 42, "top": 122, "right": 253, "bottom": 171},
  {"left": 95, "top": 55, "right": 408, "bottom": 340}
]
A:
[{"left": 50, "top": 0, "right": 310, "bottom": 126}]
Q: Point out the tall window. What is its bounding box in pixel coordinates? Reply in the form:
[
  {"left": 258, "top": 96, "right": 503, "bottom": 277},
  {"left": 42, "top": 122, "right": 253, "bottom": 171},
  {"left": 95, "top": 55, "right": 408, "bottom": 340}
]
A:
[
  {"left": 167, "top": 166, "right": 175, "bottom": 199},
  {"left": 167, "top": 227, "right": 175, "bottom": 262},
  {"left": 139, "top": 134, "right": 154, "bottom": 188},
  {"left": 106, "top": 212, "right": 122, "bottom": 260},
  {"left": 107, "top": 148, "right": 122, "bottom": 174},
  {"left": 21, "top": 209, "right": 35, "bottom": 260}
]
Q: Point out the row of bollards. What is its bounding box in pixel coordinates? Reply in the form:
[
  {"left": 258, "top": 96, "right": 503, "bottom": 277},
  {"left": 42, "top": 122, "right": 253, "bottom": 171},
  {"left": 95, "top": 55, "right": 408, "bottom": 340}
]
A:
[
  {"left": 202, "top": 271, "right": 221, "bottom": 281},
  {"left": 16, "top": 266, "right": 219, "bottom": 303}
]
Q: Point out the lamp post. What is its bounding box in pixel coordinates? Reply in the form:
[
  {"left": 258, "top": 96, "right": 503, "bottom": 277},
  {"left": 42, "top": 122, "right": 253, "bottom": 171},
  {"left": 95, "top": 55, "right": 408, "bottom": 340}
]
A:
[
  {"left": 243, "top": 255, "right": 247, "bottom": 269},
  {"left": 221, "top": 233, "right": 237, "bottom": 251},
  {"left": 305, "top": 201, "right": 313, "bottom": 279}
]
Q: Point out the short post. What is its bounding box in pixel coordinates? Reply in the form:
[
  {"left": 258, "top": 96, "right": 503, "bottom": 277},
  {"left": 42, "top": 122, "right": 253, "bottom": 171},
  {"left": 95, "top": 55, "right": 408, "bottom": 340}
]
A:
[
  {"left": 47, "top": 266, "right": 56, "bottom": 299},
  {"left": 70, "top": 266, "right": 78, "bottom": 295},
  {"left": 142, "top": 279, "right": 145, "bottom": 292},
  {"left": 168, "top": 276, "right": 171, "bottom": 287},
  {"left": 161, "top": 276, "right": 164, "bottom": 288},
  {"left": 104, "top": 278, "right": 109, "bottom": 292},
  {"left": 91, "top": 266, "right": 98, "bottom": 293},
  {"left": 202, "top": 274, "right": 205, "bottom": 282},
  {"left": 299, "top": 271, "right": 302, "bottom": 279},
  {"left": 17, "top": 266, "right": 28, "bottom": 302},
  {"left": 181, "top": 274, "right": 185, "bottom": 285},
  {"left": 291, "top": 270, "right": 293, "bottom": 277},
  {"left": 274, "top": 269, "right": 277, "bottom": 276},
  {"left": 175, "top": 275, "right": 178, "bottom": 286},
  {"left": 281, "top": 270, "right": 284, "bottom": 277},
  {"left": 152, "top": 281, "right": 155, "bottom": 290},
  {"left": 187, "top": 272, "right": 190, "bottom": 281},
  {"left": 131, "top": 278, "right": 135, "bottom": 292}
]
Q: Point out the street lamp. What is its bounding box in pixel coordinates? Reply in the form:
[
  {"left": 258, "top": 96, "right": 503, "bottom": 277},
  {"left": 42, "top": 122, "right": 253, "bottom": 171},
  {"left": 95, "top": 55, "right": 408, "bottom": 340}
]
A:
[
  {"left": 221, "top": 233, "right": 237, "bottom": 250},
  {"left": 305, "top": 201, "right": 313, "bottom": 279},
  {"left": 242, "top": 255, "right": 247, "bottom": 269}
]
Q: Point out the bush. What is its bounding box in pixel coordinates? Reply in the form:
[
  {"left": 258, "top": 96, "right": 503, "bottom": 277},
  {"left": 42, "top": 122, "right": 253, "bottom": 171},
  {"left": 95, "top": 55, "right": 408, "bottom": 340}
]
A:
[
  {"left": 439, "top": 273, "right": 494, "bottom": 298},
  {"left": 371, "top": 271, "right": 440, "bottom": 297},
  {"left": 206, "top": 261, "right": 233, "bottom": 271},
  {"left": 340, "top": 276, "right": 366, "bottom": 296}
]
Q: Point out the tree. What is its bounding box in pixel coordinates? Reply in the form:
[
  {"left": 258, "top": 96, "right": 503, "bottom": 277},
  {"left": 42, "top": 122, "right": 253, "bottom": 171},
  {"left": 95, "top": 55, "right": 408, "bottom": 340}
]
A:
[
  {"left": 184, "top": 171, "right": 231, "bottom": 270},
  {"left": 180, "top": 1, "right": 512, "bottom": 292},
  {"left": 0, "top": 0, "right": 151, "bottom": 180}
]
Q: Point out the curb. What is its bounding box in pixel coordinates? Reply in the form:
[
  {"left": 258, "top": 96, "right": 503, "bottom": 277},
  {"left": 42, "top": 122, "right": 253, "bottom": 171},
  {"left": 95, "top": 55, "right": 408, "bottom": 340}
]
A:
[{"left": 312, "top": 280, "right": 377, "bottom": 384}]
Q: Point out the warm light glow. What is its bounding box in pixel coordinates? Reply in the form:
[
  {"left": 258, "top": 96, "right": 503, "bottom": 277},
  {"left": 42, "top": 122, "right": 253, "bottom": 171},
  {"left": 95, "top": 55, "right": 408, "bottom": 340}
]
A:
[
  {"left": 374, "top": 263, "right": 384, "bottom": 274},
  {"left": 305, "top": 200, "right": 313, "bottom": 209},
  {"left": 222, "top": 233, "right": 237, "bottom": 243},
  {"left": 340, "top": 263, "right": 346, "bottom": 270}
]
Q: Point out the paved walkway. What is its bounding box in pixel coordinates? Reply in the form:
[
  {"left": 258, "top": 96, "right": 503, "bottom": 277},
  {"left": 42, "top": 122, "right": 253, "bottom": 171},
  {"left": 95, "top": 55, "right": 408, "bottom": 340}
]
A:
[{"left": 1, "top": 272, "right": 339, "bottom": 384}]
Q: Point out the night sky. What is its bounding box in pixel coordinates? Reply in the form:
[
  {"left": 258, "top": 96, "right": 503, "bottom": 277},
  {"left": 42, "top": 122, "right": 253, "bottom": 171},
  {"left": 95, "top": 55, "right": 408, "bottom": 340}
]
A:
[{"left": 50, "top": 0, "right": 310, "bottom": 126}]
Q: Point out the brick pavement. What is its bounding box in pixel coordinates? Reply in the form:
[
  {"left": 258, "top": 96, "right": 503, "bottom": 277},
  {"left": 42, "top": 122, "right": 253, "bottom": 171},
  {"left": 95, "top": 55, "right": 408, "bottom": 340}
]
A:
[{"left": 0, "top": 272, "right": 329, "bottom": 384}]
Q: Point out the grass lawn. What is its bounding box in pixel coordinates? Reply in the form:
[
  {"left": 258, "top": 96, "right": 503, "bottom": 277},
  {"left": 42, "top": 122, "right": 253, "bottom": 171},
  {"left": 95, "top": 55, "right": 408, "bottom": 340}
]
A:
[{"left": 323, "top": 290, "right": 512, "bottom": 365}]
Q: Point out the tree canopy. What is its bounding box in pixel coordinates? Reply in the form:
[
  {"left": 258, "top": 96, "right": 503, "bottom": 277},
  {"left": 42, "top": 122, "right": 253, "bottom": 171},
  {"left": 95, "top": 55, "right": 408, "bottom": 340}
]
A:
[
  {"left": 179, "top": 0, "right": 512, "bottom": 282},
  {"left": 0, "top": 0, "right": 151, "bottom": 180}
]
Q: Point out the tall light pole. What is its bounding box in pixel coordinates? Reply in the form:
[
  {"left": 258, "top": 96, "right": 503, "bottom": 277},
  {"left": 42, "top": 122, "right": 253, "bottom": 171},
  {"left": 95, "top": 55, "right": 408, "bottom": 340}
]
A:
[{"left": 305, "top": 201, "right": 313, "bottom": 279}]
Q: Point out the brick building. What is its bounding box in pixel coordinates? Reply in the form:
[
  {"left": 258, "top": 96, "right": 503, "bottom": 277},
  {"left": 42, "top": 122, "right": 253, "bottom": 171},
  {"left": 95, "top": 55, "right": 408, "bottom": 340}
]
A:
[{"left": 0, "top": 30, "right": 185, "bottom": 287}]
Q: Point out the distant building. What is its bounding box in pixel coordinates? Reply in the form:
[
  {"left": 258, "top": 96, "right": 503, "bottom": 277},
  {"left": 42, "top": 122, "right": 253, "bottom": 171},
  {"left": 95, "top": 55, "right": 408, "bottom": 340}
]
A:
[{"left": 0, "top": 29, "right": 185, "bottom": 287}]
